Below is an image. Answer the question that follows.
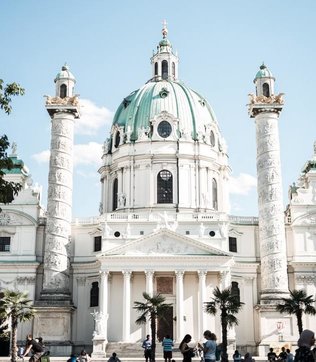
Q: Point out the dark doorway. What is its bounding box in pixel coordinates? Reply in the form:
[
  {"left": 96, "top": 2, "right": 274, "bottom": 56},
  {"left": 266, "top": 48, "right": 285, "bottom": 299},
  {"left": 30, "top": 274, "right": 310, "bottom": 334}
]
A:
[{"left": 157, "top": 306, "right": 173, "bottom": 341}]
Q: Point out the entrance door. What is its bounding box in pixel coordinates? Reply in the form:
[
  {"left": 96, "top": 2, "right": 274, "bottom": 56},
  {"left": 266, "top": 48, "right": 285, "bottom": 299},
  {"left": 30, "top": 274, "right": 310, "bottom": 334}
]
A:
[{"left": 157, "top": 306, "right": 173, "bottom": 341}]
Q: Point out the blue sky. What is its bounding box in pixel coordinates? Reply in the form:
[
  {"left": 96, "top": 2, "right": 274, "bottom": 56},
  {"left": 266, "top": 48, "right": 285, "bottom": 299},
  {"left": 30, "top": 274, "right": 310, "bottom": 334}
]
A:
[{"left": 1, "top": 1, "right": 315, "bottom": 217}]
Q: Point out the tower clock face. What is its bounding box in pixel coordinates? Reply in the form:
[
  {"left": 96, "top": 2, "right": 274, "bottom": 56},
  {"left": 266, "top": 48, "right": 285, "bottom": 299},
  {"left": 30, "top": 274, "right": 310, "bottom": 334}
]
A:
[{"left": 157, "top": 121, "right": 172, "bottom": 138}]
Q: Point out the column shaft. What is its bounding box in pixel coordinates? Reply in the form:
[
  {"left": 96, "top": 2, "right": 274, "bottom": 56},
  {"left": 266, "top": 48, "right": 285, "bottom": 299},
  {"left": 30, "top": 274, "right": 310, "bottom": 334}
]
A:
[{"left": 122, "top": 271, "right": 132, "bottom": 341}]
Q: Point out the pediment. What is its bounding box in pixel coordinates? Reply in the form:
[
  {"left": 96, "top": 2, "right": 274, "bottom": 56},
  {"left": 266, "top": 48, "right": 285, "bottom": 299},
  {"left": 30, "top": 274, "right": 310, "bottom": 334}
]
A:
[{"left": 103, "top": 228, "right": 230, "bottom": 257}]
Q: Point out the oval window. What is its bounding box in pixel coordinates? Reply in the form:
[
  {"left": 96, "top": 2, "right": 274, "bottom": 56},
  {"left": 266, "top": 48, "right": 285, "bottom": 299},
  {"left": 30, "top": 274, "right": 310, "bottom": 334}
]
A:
[{"left": 157, "top": 121, "right": 172, "bottom": 138}]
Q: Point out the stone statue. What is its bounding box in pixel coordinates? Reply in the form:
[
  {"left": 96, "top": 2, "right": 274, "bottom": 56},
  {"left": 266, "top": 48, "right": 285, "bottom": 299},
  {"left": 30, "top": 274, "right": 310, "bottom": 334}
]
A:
[
  {"left": 11, "top": 142, "right": 17, "bottom": 155},
  {"left": 118, "top": 193, "right": 126, "bottom": 208},
  {"left": 91, "top": 310, "right": 104, "bottom": 336}
]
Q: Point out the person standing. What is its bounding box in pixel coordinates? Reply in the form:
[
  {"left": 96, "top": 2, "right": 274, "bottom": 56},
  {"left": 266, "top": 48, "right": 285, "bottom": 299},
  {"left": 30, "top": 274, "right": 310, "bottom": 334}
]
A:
[
  {"left": 279, "top": 347, "right": 288, "bottom": 362},
  {"left": 233, "top": 350, "right": 242, "bottom": 362},
  {"left": 294, "top": 329, "right": 315, "bottom": 362},
  {"left": 22, "top": 334, "right": 44, "bottom": 362},
  {"left": 162, "top": 335, "right": 174, "bottom": 362},
  {"left": 198, "top": 330, "right": 216, "bottom": 362},
  {"left": 268, "top": 348, "right": 277, "bottom": 362},
  {"left": 286, "top": 349, "right": 294, "bottom": 362},
  {"left": 142, "top": 335, "right": 152, "bottom": 362},
  {"left": 179, "top": 334, "right": 195, "bottom": 362},
  {"left": 78, "top": 350, "right": 90, "bottom": 362},
  {"left": 107, "top": 352, "right": 121, "bottom": 362}
]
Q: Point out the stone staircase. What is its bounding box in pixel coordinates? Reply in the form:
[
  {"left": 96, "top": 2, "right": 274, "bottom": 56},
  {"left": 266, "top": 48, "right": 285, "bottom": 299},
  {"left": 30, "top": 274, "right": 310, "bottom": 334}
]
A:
[{"left": 106, "top": 342, "right": 183, "bottom": 359}]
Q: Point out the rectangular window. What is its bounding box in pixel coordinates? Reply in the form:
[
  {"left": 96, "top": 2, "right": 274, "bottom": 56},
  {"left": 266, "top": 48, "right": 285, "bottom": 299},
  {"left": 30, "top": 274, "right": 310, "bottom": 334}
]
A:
[
  {"left": 94, "top": 236, "right": 102, "bottom": 252},
  {"left": 0, "top": 237, "right": 10, "bottom": 252},
  {"left": 229, "top": 237, "right": 237, "bottom": 253}
]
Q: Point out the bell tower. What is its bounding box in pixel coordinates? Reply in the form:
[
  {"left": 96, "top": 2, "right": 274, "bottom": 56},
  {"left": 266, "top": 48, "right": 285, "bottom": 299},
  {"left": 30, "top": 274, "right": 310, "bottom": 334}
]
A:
[{"left": 248, "top": 64, "right": 288, "bottom": 304}]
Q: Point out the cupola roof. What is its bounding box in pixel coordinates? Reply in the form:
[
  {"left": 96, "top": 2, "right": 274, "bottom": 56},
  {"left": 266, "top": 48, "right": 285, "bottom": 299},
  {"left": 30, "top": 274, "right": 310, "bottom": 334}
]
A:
[
  {"left": 254, "top": 63, "right": 274, "bottom": 82},
  {"left": 54, "top": 63, "right": 75, "bottom": 83}
]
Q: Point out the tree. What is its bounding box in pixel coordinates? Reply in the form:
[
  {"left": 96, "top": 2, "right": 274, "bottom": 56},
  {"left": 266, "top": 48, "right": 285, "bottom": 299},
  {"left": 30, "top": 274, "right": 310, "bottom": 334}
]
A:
[
  {"left": 134, "top": 292, "right": 172, "bottom": 362},
  {"left": 0, "top": 289, "right": 35, "bottom": 362},
  {"left": 204, "top": 286, "right": 244, "bottom": 362},
  {"left": 0, "top": 80, "right": 25, "bottom": 115},
  {"left": 0, "top": 79, "right": 25, "bottom": 208},
  {"left": 276, "top": 289, "right": 316, "bottom": 335}
]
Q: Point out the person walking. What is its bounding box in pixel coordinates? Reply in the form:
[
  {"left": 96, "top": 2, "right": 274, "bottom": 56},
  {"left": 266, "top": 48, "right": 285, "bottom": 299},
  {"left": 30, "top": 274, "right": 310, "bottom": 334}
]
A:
[
  {"left": 179, "top": 334, "right": 195, "bottom": 362},
  {"left": 162, "top": 335, "right": 174, "bottom": 362},
  {"left": 294, "top": 329, "right": 315, "bottom": 362},
  {"left": 142, "top": 335, "right": 152, "bottom": 362}
]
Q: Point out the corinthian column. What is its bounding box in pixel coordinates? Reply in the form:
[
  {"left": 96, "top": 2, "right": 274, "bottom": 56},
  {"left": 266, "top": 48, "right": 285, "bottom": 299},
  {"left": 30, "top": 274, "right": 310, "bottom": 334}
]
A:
[
  {"left": 122, "top": 270, "right": 132, "bottom": 341},
  {"left": 175, "top": 270, "right": 184, "bottom": 341}
]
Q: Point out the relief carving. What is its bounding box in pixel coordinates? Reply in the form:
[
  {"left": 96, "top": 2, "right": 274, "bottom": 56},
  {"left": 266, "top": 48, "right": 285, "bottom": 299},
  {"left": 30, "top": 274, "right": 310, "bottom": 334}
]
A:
[
  {"left": 248, "top": 93, "right": 284, "bottom": 105},
  {"left": 46, "top": 95, "right": 79, "bottom": 106}
]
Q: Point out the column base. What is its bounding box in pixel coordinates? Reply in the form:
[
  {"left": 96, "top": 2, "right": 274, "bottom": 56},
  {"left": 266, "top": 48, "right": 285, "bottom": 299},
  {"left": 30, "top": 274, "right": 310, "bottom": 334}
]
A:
[
  {"left": 32, "top": 305, "right": 76, "bottom": 355},
  {"left": 92, "top": 335, "right": 107, "bottom": 358}
]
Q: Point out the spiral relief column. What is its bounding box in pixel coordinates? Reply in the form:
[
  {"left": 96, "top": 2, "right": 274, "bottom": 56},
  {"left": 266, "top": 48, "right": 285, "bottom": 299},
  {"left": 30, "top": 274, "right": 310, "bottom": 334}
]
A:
[
  {"left": 248, "top": 64, "right": 288, "bottom": 303},
  {"left": 41, "top": 64, "right": 80, "bottom": 300}
]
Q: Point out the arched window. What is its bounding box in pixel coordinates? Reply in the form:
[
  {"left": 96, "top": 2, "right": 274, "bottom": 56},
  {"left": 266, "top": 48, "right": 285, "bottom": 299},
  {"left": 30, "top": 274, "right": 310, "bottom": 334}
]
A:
[
  {"left": 263, "top": 83, "right": 270, "bottom": 97},
  {"left": 155, "top": 62, "right": 158, "bottom": 76},
  {"left": 157, "top": 170, "right": 173, "bottom": 203},
  {"left": 112, "top": 178, "right": 118, "bottom": 211},
  {"left": 60, "top": 84, "right": 67, "bottom": 98},
  {"left": 162, "top": 60, "right": 168, "bottom": 80},
  {"left": 172, "top": 62, "right": 175, "bottom": 77},
  {"left": 90, "top": 282, "right": 99, "bottom": 307},
  {"left": 231, "top": 281, "right": 240, "bottom": 303},
  {"left": 114, "top": 131, "right": 120, "bottom": 148},
  {"left": 212, "top": 178, "right": 218, "bottom": 210},
  {"left": 210, "top": 131, "right": 215, "bottom": 147}
]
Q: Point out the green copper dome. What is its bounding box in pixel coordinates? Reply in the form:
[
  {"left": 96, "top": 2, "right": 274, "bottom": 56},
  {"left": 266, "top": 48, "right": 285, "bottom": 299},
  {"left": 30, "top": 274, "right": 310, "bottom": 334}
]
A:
[
  {"left": 254, "top": 64, "right": 274, "bottom": 80},
  {"left": 112, "top": 80, "right": 218, "bottom": 141}
]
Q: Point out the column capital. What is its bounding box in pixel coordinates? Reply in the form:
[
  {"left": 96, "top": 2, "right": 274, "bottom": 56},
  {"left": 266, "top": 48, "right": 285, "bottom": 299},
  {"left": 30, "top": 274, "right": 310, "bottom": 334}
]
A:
[
  {"left": 122, "top": 270, "right": 132, "bottom": 278},
  {"left": 175, "top": 270, "right": 185, "bottom": 278},
  {"left": 197, "top": 270, "right": 207, "bottom": 278},
  {"left": 99, "top": 270, "right": 110, "bottom": 277},
  {"left": 145, "top": 270, "right": 155, "bottom": 277}
]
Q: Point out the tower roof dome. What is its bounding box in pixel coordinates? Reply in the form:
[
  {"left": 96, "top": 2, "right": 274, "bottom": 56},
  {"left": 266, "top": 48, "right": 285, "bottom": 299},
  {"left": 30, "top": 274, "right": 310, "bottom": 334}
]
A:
[
  {"left": 254, "top": 63, "right": 274, "bottom": 82},
  {"left": 54, "top": 63, "right": 76, "bottom": 83},
  {"left": 112, "top": 79, "right": 218, "bottom": 142}
]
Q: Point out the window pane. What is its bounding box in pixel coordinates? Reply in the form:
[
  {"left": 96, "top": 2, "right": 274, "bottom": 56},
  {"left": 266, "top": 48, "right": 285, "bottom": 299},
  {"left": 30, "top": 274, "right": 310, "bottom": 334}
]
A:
[
  {"left": 112, "top": 178, "right": 118, "bottom": 211},
  {"left": 94, "top": 236, "right": 102, "bottom": 252},
  {"left": 229, "top": 237, "right": 237, "bottom": 252},
  {"left": 157, "top": 170, "right": 173, "bottom": 203},
  {"left": 0, "top": 237, "right": 10, "bottom": 252}
]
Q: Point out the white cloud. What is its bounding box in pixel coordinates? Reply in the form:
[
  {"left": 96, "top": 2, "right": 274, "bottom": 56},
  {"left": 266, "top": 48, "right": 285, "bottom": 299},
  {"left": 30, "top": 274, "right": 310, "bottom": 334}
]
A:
[
  {"left": 73, "top": 142, "right": 102, "bottom": 166},
  {"left": 32, "top": 142, "right": 103, "bottom": 167},
  {"left": 32, "top": 150, "right": 50, "bottom": 164},
  {"left": 76, "top": 98, "right": 113, "bottom": 135},
  {"left": 229, "top": 173, "right": 257, "bottom": 195}
]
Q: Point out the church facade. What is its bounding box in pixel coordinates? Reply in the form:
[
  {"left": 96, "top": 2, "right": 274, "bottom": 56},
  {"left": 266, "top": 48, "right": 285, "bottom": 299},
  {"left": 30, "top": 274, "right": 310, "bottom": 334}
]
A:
[{"left": 0, "top": 25, "right": 316, "bottom": 357}]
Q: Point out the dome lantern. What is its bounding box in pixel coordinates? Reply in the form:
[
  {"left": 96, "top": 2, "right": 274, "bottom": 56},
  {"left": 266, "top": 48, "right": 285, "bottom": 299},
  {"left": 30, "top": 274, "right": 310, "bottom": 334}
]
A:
[
  {"left": 253, "top": 63, "right": 275, "bottom": 97},
  {"left": 150, "top": 20, "right": 179, "bottom": 82},
  {"left": 54, "top": 63, "right": 76, "bottom": 98}
]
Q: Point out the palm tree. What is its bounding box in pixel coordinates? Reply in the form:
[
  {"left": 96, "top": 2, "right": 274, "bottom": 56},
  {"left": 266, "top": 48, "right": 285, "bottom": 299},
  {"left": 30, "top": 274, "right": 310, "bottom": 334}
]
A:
[
  {"left": 0, "top": 289, "right": 35, "bottom": 362},
  {"left": 204, "top": 286, "right": 244, "bottom": 362},
  {"left": 134, "top": 292, "right": 172, "bottom": 362},
  {"left": 276, "top": 289, "right": 316, "bottom": 335}
]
